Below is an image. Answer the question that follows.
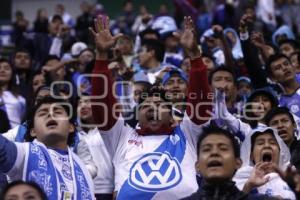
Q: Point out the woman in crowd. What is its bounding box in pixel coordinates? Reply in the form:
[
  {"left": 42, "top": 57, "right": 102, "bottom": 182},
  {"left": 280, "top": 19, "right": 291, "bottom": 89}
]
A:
[
  {"left": 0, "top": 180, "right": 47, "bottom": 200},
  {"left": 0, "top": 58, "right": 25, "bottom": 129}
]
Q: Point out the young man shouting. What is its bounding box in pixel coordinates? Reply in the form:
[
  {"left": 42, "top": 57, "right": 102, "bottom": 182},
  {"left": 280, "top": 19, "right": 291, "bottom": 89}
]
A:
[
  {"left": 90, "top": 15, "right": 211, "bottom": 199},
  {"left": 0, "top": 97, "right": 94, "bottom": 199},
  {"left": 181, "top": 125, "right": 276, "bottom": 200}
]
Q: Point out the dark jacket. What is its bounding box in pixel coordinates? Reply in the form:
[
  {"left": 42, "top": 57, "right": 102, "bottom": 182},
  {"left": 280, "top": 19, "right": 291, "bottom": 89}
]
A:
[
  {"left": 0, "top": 109, "right": 10, "bottom": 133},
  {"left": 181, "top": 180, "right": 277, "bottom": 200},
  {"left": 75, "top": 12, "right": 94, "bottom": 44},
  {"left": 240, "top": 36, "right": 282, "bottom": 94},
  {"left": 290, "top": 138, "right": 300, "bottom": 171},
  {"left": 32, "top": 33, "right": 53, "bottom": 67},
  {"left": 33, "top": 19, "right": 48, "bottom": 33}
]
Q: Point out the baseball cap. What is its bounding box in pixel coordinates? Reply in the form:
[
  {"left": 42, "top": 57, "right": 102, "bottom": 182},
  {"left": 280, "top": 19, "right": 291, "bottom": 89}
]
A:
[{"left": 162, "top": 69, "right": 188, "bottom": 85}]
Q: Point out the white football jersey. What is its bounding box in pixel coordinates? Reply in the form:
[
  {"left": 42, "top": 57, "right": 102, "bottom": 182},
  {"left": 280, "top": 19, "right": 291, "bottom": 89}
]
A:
[
  {"left": 80, "top": 128, "right": 114, "bottom": 194},
  {"left": 101, "top": 114, "right": 204, "bottom": 200}
]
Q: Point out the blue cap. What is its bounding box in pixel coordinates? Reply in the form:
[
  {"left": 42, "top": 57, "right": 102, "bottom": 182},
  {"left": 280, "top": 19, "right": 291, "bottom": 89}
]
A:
[
  {"left": 247, "top": 87, "right": 278, "bottom": 107},
  {"left": 133, "top": 71, "right": 150, "bottom": 83},
  {"left": 237, "top": 76, "right": 251, "bottom": 84},
  {"left": 162, "top": 69, "right": 188, "bottom": 85}
]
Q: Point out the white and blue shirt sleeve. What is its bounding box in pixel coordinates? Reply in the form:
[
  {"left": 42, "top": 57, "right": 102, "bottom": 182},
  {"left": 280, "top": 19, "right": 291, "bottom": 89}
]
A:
[{"left": 0, "top": 134, "right": 26, "bottom": 180}]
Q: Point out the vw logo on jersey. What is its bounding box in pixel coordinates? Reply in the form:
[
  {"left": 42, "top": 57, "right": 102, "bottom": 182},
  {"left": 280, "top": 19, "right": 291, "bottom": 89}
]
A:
[{"left": 128, "top": 152, "right": 182, "bottom": 192}]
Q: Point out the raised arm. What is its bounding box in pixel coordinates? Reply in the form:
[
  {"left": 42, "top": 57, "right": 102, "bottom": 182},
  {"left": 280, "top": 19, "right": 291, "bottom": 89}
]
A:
[
  {"left": 250, "top": 32, "right": 275, "bottom": 63},
  {"left": 213, "top": 89, "right": 252, "bottom": 141},
  {"left": 242, "top": 162, "right": 271, "bottom": 194},
  {"left": 48, "top": 25, "right": 70, "bottom": 57},
  {"left": 90, "top": 15, "right": 123, "bottom": 131},
  {"left": 188, "top": 56, "right": 212, "bottom": 125},
  {"left": 239, "top": 14, "right": 268, "bottom": 89},
  {"left": 0, "top": 134, "right": 18, "bottom": 173},
  {"left": 175, "top": 16, "right": 212, "bottom": 125},
  {"left": 212, "top": 25, "right": 235, "bottom": 69}
]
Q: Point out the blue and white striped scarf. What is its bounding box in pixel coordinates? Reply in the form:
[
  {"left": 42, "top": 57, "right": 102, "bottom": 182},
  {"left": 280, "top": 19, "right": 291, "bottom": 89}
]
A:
[{"left": 23, "top": 141, "right": 94, "bottom": 200}]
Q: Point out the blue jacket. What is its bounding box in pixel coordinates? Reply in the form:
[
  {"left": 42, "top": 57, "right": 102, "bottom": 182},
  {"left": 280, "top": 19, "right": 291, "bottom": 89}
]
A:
[{"left": 180, "top": 180, "right": 277, "bottom": 200}]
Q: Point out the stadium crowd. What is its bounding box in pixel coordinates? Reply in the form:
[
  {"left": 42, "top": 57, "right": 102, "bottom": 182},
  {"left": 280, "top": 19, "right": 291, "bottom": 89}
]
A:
[{"left": 1, "top": 0, "right": 300, "bottom": 199}]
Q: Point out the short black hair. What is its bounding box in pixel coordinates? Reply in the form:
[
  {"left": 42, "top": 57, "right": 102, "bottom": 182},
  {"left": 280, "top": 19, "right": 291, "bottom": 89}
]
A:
[
  {"left": 141, "top": 39, "right": 165, "bottom": 62},
  {"left": 138, "top": 85, "right": 172, "bottom": 113},
  {"left": 197, "top": 124, "right": 240, "bottom": 158},
  {"left": 25, "top": 96, "right": 76, "bottom": 146},
  {"left": 134, "top": 81, "right": 152, "bottom": 89},
  {"left": 291, "top": 51, "right": 300, "bottom": 63},
  {"left": 264, "top": 107, "right": 296, "bottom": 126},
  {"left": 201, "top": 53, "right": 214, "bottom": 61},
  {"left": 25, "top": 84, "right": 51, "bottom": 121},
  {"left": 243, "top": 3, "right": 255, "bottom": 11},
  {"left": 247, "top": 88, "right": 278, "bottom": 108},
  {"left": 14, "top": 48, "right": 32, "bottom": 58},
  {"left": 43, "top": 55, "right": 60, "bottom": 66},
  {"left": 265, "top": 53, "right": 291, "bottom": 76},
  {"left": 33, "top": 85, "right": 61, "bottom": 105},
  {"left": 139, "top": 85, "right": 168, "bottom": 103},
  {"left": 243, "top": 88, "right": 278, "bottom": 128},
  {"left": 0, "top": 180, "right": 48, "bottom": 200},
  {"left": 208, "top": 65, "right": 237, "bottom": 85},
  {"left": 278, "top": 39, "right": 300, "bottom": 51},
  {"left": 51, "top": 14, "right": 63, "bottom": 23},
  {"left": 139, "top": 28, "right": 160, "bottom": 41},
  {"left": 122, "top": 0, "right": 132, "bottom": 7},
  {"left": 0, "top": 58, "right": 10, "bottom": 65}
]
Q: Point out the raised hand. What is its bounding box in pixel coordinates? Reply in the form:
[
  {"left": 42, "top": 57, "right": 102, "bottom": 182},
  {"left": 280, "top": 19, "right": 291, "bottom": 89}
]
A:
[
  {"left": 212, "top": 89, "right": 226, "bottom": 126},
  {"left": 212, "top": 25, "right": 224, "bottom": 38},
  {"left": 212, "top": 89, "right": 241, "bottom": 133},
  {"left": 250, "top": 32, "right": 265, "bottom": 48},
  {"left": 239, "top": 14, "right": 254, "bottom": 33},
  {"left": 42, "top": 62, "right": 64, "bottom": 74},
  {"left": 120, "top": 67, "right": 134, "bottom": 81},
  {"left": 89, "top": 15, "right": 122, "bottom": 55},
  {"left": 243, "top": 162, "right": 271, "bottom": 193},
  {"left": 41, "top": 59, "right": 79, "bottom": 75},
  {"left": 173, "top": 16, "right": 200, "bottom": 59},
  {"left": 57, "top": 24, "right": 70, "bottom": 38},
  {"left": 156, "top": 67, "right": 173, "bottom": 80},
  {"left": 250, "top": 31, "right": 275, "bottom": 59},
  {"left": 251, "top": 162, "right": 271, "bottom": 185}
]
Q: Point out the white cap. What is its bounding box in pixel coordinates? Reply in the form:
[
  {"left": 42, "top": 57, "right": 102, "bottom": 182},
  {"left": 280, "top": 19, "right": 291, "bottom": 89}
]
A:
[
  {"left": 71, "top": 42, "right": 87, "bottom": 57},
  {"left": 151, "top": 16, "right": 177, "bottom": 36}
]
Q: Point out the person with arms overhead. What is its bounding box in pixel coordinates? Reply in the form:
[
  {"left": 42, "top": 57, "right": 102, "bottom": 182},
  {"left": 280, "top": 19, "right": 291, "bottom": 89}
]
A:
[{"left": 90, "top": 15, "right": 211, "bottom": 199}]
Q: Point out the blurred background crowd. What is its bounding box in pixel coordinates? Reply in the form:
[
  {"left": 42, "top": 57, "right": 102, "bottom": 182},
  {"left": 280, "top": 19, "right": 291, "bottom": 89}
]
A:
[
  {"left": 0, "top": 0, "right": 300, "bottom": 132},
  {"left": 1, "top": 0, "right": 300, "bottom": 199}
]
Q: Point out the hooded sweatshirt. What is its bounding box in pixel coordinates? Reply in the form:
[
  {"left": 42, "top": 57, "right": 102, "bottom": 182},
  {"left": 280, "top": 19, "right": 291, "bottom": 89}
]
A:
[
  {"left": 224, "top": 28, "right": 244, "bottom": 60},
  {"left": 271, "top": 25, "right": 296, "bottom": 46},
  {"left": 233, "top": 127, "right": 295, "bottom": 199}
]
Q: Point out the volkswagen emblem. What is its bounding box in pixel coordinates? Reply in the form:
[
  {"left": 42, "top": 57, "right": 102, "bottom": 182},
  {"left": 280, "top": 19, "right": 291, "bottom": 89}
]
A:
[{"left": 128, "top": 152, "right": 182, "bottom": 192}]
